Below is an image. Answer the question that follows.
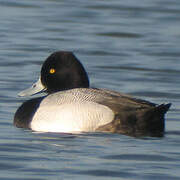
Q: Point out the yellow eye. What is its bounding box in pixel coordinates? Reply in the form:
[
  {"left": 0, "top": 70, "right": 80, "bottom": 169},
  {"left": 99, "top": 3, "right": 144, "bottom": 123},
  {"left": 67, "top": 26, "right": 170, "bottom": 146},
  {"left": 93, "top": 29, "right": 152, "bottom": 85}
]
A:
[{"left": 49, "top": 68, "right": 55, "bottom": 74}]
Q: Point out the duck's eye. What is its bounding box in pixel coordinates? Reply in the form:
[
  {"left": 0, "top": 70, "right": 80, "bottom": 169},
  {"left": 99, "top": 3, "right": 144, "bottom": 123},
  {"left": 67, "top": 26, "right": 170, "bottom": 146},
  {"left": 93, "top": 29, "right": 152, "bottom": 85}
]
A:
[{"left": 49, "top": 68, "right": 56, "bottom": 74}]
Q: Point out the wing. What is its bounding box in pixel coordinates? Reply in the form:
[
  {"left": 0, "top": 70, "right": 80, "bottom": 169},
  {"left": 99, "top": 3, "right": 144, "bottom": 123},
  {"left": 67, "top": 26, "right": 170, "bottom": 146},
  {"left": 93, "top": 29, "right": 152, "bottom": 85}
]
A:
[{"left": 89, "top": 88, "right": 156, "bottom": 111}]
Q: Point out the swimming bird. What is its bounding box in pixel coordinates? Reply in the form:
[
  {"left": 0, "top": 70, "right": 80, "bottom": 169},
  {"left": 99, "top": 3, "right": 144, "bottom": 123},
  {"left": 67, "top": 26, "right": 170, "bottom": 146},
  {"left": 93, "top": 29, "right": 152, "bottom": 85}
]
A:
[{"left": 14, "top": 51, "right": 171, "bottom": 137}]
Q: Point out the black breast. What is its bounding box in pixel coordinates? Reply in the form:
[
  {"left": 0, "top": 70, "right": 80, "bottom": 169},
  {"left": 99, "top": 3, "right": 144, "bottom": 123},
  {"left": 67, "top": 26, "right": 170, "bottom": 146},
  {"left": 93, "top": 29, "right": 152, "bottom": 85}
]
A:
[{"left": 14, "top": 97, "right": 44, "bottom": 129}]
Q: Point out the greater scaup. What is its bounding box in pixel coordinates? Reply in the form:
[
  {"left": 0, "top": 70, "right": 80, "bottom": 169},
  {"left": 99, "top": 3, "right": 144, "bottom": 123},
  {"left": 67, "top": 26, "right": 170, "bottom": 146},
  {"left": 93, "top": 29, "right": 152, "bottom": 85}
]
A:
[{"left": 14, "top": 51, "right": 171, "bottom": 137}]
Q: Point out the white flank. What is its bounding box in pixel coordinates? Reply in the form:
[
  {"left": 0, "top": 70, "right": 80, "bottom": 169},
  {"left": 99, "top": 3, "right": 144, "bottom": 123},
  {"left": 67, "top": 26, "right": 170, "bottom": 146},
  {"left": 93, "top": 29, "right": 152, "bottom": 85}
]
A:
[{"left": 30, "top": 101, "right": 114, "bottom": 133}]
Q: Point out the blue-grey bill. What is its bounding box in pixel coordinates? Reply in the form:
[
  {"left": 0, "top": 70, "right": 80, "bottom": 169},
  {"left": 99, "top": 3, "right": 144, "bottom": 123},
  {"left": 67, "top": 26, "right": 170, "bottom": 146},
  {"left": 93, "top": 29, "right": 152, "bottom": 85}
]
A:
[{"left": 18, "top": 78, "right": 46, "bottom": 97}]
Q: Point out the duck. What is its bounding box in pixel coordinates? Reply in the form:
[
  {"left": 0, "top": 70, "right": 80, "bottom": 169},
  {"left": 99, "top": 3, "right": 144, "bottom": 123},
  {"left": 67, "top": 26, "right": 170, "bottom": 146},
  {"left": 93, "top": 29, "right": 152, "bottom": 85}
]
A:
[{"left": 14, "top": 51, "right": 171, "bottom": 137}]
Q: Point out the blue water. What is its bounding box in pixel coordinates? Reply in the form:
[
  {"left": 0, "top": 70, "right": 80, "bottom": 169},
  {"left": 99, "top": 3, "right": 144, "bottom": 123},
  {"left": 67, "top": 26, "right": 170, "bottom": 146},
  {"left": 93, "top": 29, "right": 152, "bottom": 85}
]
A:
[{"left": 0, "top": 0, "right": 180, "bottom": 179}]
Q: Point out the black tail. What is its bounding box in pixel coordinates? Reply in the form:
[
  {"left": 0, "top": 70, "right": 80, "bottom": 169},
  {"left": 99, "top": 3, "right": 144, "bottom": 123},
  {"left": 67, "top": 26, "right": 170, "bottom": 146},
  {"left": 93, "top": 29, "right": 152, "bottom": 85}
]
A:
[
  {"left": 119, "top": 103, "right": 171, "bottom": 137},
  {"left": 139, "top": 103, "right": 171, "bottom": 137},
  {"left": 155, "top": 103, "right": 171, "bottom": 114},
  {"left": 96, "top": 103, "right": 171, "bottom": 137}
]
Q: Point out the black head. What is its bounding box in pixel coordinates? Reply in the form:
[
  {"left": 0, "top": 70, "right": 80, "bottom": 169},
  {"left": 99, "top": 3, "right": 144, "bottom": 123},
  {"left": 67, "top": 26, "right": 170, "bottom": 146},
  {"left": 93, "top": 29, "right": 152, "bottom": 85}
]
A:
[{"left": 41, "top": 51, "right": 89, "bottom": 93}]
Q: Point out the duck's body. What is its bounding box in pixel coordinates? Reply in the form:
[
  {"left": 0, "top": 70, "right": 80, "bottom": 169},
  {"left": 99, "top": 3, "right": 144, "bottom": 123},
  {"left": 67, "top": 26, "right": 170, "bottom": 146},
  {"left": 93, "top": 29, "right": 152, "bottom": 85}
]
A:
[{"left": 14, "top": 51, "right": 171, "bottom": 137}]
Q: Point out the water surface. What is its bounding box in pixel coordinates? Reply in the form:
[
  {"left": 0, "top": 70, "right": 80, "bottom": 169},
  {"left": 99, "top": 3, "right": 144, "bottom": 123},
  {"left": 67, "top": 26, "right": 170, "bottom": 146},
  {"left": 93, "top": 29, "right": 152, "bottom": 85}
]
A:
[{"left": 0, "top": 0, "right": 180, "bottom": 179}]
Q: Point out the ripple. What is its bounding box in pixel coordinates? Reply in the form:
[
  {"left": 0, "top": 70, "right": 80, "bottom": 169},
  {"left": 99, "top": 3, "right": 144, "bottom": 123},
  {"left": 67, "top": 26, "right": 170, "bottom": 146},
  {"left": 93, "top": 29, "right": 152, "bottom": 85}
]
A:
[
  {"left": 97, "top": 32, "right": 142, "bottom": 38},
  {"left": 0, "top": 162, "right": 22, "bottom": 170},
  {"left": 76, "top": 169, "right": 138, "bottom": 178},
  {"left": 96, "top": 65, "right": 180, "bottom": 74},
  {"left": 0, "top": 1, "right": 40, "bottom": 8},
  {"left": 101, "top": 154, "right": 175, "bottom": 162}
]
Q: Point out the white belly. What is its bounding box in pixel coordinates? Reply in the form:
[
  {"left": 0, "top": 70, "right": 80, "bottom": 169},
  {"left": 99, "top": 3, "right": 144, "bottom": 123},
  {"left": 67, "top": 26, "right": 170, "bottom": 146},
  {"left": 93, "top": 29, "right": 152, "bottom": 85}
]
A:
[{"left": 30, "top": 101, "right": 114, "bottom": 133}]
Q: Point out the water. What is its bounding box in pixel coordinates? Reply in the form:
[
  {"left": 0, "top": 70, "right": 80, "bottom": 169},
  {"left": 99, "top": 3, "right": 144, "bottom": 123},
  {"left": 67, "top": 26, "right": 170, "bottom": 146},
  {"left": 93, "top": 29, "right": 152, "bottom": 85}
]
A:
[{"left": 0, "top": 0, "right": 180, "bottom": 179}]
